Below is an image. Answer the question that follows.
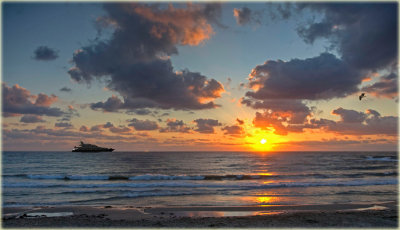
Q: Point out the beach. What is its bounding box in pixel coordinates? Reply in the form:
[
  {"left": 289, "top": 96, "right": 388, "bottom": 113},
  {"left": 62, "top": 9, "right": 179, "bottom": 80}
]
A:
[{"left": 3, "top": 202, "right": 398, "bottom": 227}]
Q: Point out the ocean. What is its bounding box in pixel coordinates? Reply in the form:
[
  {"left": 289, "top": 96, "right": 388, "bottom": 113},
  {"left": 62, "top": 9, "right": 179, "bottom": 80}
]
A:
[{"left": 2, "top": 151, "right": 398, "bottom": 207}]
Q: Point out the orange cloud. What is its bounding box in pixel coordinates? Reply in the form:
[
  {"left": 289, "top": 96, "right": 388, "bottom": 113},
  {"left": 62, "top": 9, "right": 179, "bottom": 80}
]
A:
[{"left": 132, "top": 4, "right": 214, "bottom": 46}]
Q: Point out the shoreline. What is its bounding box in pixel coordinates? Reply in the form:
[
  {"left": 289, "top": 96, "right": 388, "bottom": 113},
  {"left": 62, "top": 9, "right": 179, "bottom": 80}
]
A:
[{"left": 3, "top": 201, "right": 398, "bottom": 227}]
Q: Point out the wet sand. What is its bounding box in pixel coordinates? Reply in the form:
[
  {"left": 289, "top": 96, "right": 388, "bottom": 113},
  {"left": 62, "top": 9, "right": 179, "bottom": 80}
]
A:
[{"left": 2, "top": 202, "right": 398, "bottom": 227}]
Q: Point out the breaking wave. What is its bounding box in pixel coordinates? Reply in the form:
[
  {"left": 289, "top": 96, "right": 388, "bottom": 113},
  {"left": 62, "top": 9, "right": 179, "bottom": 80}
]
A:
[{"left": 4, "top": 178, "right": 397, "bottom": 189}]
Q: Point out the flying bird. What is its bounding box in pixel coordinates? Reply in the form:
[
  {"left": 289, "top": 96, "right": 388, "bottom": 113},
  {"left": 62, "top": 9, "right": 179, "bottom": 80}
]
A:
[{"left": 359, "top": 93, "right": 366, "bottom": 101}]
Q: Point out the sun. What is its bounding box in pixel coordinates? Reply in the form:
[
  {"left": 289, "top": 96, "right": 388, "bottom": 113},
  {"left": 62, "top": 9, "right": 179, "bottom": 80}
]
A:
[{"left": 260, "top": 138, "right": 267, "bottom": 145}]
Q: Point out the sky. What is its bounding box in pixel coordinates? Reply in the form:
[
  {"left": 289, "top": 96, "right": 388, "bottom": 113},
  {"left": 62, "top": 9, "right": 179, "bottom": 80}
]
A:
[{"left": 2, "top": 2, "right": 398, "bottom": 151}]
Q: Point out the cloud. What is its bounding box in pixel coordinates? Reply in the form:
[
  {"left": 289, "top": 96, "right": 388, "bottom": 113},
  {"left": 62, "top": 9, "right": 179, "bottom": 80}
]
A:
[
  {"left": 127, "top": 118, "right": 159, "bottom": 131},
  {"left": 3, "top": 126, "right": 139, "bottom": 144},
  {"left": 88, "top": 122, "right": 114, "bottom": 132},
  {"left": 129, "top": 108, "right": 152, "bottom": 115},
  {"left": 34, "top": 93, "right": 58, "bottom": 106},
  {"left": 246, "top": 99, "right": 313, "bottom": 135},
  {"left": 236, "top": 118, "right": 244, "bottom": 125},
  {"left": 80, "top": 125, "right": 89, "bottom": 132},
  {"left": 362, "top": 72, "right": 398, "bottom": 99},
  {"left": 55, "top": 122, "right": 73, "bottom": 128},
  {"left": 20, "top": 115, "right": 45, "bottom": 123},
  {"left": 277, "top": 138, "right": 397, "bottom": 151},
  {"left": 90, "top": 124, "right": 104, "bottom": 132},
  {"left": 90, "top": 95, "right": 124, "bottom": 112},
  {"left": 3, "top": 83, "right": 64, "bottom": 117},
  {"left": 69, "top": 3, "right": 224, "bottom": 112},
  {"left": 33, "top": 46, "right": 59, "bottom": 61},
  {"left": 319, "top": 108, "right": 398, "bottom": 135},
  {"left": 251, "top": 105, "right": 397, "bottom": 136},
  {"left": 331, "top": 107, "right": 366, "bottom": 123},
  {"left": 193, "top": 118, "right": 221, "bottom": 133},
  {"left": 103, "top": 122, "right": 114, "bottom": 128},
  {"left": 233, "top": 7, "right": 252, "bottom": 25},
  {"left": 253, "top": 111, "right": 291, "bottom": 135},
  {"left": 221, "top": 125, "right": 244, "bottom": 136},
  {"left": 56, "top": 105, "right": 80, "bottom": 122},
  {"left": 109, "top": 126, "right": 131, "bottom": 134},
  {"left": 297, "top": 3, "right": 397, "bottom": 71},
  {"left": 89, "top": 65, "right": 225, "bottom": 111},
  {"left": 244, "top": 53, "right": 363, "bottom": 101},
  {"left": 60, "top": 87, "right": 72, "bottom": 92},
  {"left": 159, "top": 119, "right": 191, "bottom": 133},
  {"left": 242, "top": 99, "right": 311, "bottom": 124},
  {"left": 85, "top": 121, "right": 132, "bottom": 134}
]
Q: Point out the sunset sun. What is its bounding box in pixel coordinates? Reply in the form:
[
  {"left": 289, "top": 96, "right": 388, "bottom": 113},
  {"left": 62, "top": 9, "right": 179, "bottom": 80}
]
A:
[{"left": 260, "top": 138, "right": 267, "bottom": 144}]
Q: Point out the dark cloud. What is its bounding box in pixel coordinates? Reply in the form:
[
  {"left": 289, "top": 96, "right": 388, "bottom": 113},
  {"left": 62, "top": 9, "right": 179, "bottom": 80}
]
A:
[
  {"left": 233, "top": 6, "right": 264, "bottom": 26},
  {"left": 109, "top": 126, "right": 131, "bottom": 134},
  {"left": 80, "top": 125, "right": 89, "bottom": 132},
  {"left": 90, "top": 124, "right": 103, "bottom": 132},
  {"left": 33, "top": 46, "right": 59, "bottom": 61},
  {"left": 55, "top": 122, "right": 73, "bottom": 128},
  {"left": 366, "top": 109, "right": 380, "bottom": 117},
  {"left": 221, "top": 125, "right": 244, "bottom": 136},
  {"left": 86, "top": 122, "right": 132, "bottom": 134},
  {"left": 20, "top": 115, "right": 45, "bottom": 123},
  {"left": 245, "top": 53, "right": 362, "bottom": 101},
  {"left": 297, "top": 3, "right": 397, "bottom": 71},
  {"left": 127, "top": 118, "right": 159, "bottom": 131},
  {"left": 362, "top": 72, "right": 398, "bottom": 99},
  {"left": 90, "top": 95, "right": 124, "bottom": 112},
  {"left": 233, "top": 7, "right": 252, "bottom": 25},
  {"left": 311, "top": 108, "right": 397, "bottom": 136},
  {"left": 69, "top": 3, "right": 224, "bottom": 112},
  {"left": 332, "top": 107, "right": 366, "bottom": 123},
  {"left": 159, "top": 119, "right": 191, "bottom": 133},
  {"left": 59, "top": 105, "right": 80, "bottom": 122},
  {"left": 3, "top": 83, "right": 64, "bottom": 117},
  {"left": 129, "top": 108, "right": 152, "bottom": 115},
  {"left": 103, "top": 122, "right": 114, "bottom": 128},
  {"left": 193, "top": 118, "right": 221, "bottom": 134},
  {"left": 236, "top": 118, "right": 244, "bottom": 125},
  {"left": 60, "top": 87, "right": 72, "bottom": 92}
]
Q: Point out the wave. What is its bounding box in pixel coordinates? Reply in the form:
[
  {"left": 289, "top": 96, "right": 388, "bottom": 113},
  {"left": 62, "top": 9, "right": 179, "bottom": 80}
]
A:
[
  {"left": 366, "top": 156, "right": 398, "bottom": 162},
  {"left": 4, "top": 178, "right": 397, "bottom": 189},
  {"left": 7, "top": 171, "right": 396, "bottom": 182},
  {"left": 10, "top": 174, "right": 274, "bottom": 181}
]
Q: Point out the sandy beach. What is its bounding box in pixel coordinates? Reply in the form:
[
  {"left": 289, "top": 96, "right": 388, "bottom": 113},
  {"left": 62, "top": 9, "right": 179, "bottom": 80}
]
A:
[{"left": 3, "top": 202, "right": 398, "bottom": 228}]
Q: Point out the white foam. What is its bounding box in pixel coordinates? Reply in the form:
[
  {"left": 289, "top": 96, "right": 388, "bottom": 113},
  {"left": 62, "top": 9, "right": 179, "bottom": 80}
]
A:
[
  {"left": 366, "top": 156, "right": 397, "bottom": 162},
  {"left": 26, "top": 212, "right": 74, "bottom": 217},
  {"left": 4, "top": 178, "right": 398, "bottom": 189}
]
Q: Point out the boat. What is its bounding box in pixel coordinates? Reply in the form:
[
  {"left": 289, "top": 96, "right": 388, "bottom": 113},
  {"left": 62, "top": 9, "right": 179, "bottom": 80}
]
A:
[{"left": 72, "top": 141, "right": 114, "bottom": 152}]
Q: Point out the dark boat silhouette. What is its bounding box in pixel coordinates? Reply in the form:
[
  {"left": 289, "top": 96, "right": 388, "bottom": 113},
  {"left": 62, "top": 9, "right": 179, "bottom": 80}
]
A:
[{"left": 72, "top": 141, "right": 114, "bottom": 152}]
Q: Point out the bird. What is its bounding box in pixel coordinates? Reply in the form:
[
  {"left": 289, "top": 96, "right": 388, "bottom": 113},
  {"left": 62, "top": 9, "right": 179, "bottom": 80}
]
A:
[{"left": 359, "top": 93, "right": 366, "bottom": 101}]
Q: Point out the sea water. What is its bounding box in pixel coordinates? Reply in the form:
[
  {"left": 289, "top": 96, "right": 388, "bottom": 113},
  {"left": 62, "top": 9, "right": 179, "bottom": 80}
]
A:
[{"left": 2, "top": 151, "right": 398, "bottom": 207}]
